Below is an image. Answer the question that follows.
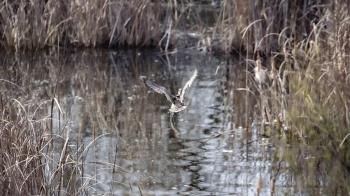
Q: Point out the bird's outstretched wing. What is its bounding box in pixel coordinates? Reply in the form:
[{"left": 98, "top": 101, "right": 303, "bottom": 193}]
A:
[
  {"left": 179, "top": 69, "right": 198, "bottom": 102},
  {"left": 144, "top": 79, "right": 174, "bottom": 103}
]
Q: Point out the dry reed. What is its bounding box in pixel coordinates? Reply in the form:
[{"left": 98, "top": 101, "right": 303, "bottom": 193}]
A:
[
  {"left": 217, "top": 1, "right": 350, "bottom": 193},
  {"left": 0, "top": 0, "right": 168, "bottom": 51}
]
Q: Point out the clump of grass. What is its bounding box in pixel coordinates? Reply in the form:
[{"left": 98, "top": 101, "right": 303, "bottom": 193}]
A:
[
  {"left": 227, "top": 1, "right": 350, "bottom": 192},
  {"left": 0, "top": 0, "right": 167, "bottom": 51},
  {"left": 217, "top": 0, "right": 325, "bottom": 55},
  {"left": 0, "top": 93, "right": 121, "bottom": 195},
  {"left": 218, "top": 2, "right": 350, "bottom": 191},
  {"left": 0, "top": 98, "right": 49, "bottom": 195},
  {"left": 218, "top": 0, "right": 350, "bottom": 137},
  {"left": 280, "top": 1, "right": 350, "bottom": 141}
]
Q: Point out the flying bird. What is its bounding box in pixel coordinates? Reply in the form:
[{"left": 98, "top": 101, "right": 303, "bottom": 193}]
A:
[{"left": 141, "top": 69, "right": 198, "bottom": 113}]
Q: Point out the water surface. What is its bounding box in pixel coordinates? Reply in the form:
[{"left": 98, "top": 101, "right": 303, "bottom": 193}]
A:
[{"left": 1, "top": 49, "right": 347, "bottom": 195}]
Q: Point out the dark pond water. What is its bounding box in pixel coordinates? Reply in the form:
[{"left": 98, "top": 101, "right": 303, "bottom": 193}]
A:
[
  {"left": 67, "top": 50, "right": 276, "bottom": 195},
  {"left": 1, "top": 49, "right": 348, "bottom": 195}
]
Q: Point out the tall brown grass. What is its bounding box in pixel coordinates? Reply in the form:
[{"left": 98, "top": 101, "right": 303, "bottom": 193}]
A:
[
  {"left": 0, "top": 100, "right": 46, "bottom": 195},
  {"left": 217, "top": 1, "right": 350, "bottom": 193},
  {"left": 0, "top": 0, "right": 168, "bottom": 51},
  {"left": 217, "top": 0, "right": 328, "bottom": 54},
  {"left": 217, "top": 0, "right": 349, "bottom": 135},
  {"left": 0, "top": 90, "right": 88, "bottom": 195}
]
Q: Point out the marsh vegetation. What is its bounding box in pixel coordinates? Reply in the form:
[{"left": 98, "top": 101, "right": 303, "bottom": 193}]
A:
[{"left": 1, "top": 0, "right": 350, "bottom": 195}]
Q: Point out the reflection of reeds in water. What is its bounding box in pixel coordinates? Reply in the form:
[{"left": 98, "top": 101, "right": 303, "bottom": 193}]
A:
[
  {"left": 223, "top": 58, "right": 257, "bottom": 129},
  {"left": 0, "top": 50, "right": 187, "bottom": 194}
]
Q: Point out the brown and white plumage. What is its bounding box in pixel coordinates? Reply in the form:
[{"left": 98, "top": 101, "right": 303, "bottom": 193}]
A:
[
  {"left": 141, "top": 69, "right": 198, "bottom": 113},
  {"left": 143, "top": 79, "right": 175, "bottom": 103},
  {"left": 178, "top": 69, "right": 198, "bottom": 103}
]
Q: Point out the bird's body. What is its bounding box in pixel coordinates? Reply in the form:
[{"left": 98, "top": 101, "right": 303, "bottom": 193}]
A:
[
  {"left": 254, "top": 58, "right": 267, "bottom": 84},
  {"left": 142, "top": 69, "right": 198, "bottom": 113}
]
